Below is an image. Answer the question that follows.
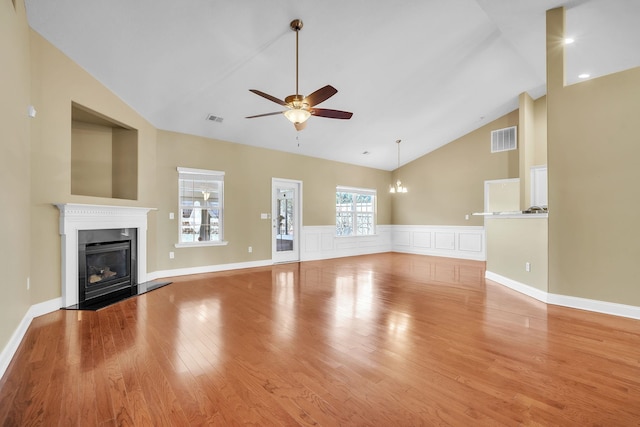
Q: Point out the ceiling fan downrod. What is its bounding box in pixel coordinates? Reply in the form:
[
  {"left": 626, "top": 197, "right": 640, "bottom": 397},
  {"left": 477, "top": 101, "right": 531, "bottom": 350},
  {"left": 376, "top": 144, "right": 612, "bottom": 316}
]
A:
[{"left": 290, "top": 19, "right": 303, "bottom": 97}]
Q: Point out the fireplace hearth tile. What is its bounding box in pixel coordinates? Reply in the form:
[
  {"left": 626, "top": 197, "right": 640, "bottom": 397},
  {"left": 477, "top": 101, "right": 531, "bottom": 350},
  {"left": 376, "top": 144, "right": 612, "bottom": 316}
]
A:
[{"left": 63, "top": 280, "right": 172, "bottom": 311}]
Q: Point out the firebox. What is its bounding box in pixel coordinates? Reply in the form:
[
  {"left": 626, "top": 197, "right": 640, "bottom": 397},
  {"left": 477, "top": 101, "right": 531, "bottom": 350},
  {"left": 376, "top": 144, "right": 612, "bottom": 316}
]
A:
[{"left": 78, "top": 228, "right": 137, "bottom": 305}]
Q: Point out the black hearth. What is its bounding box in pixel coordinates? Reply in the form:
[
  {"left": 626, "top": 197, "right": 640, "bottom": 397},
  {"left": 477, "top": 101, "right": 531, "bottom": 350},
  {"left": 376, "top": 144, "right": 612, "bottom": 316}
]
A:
[{"left": 78, "top": 228, "right": 137, "bottom": 305}]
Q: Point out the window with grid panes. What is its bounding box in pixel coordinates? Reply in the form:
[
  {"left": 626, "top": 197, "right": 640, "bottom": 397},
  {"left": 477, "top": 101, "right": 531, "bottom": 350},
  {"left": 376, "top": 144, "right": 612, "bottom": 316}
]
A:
[
  {"left": 336, "top": 186, "right": 376, "bottom": 236},
  {"left": 178, "top": 167, "right": 224, "bottom": 245}
]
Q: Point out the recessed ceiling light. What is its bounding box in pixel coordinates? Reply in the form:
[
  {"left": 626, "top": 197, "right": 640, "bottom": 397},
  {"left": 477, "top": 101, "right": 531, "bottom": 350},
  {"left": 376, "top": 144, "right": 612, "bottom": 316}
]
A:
[
  {"left": 564, "top": 37, "right": 575, "bottom": 45},
  {"left": 578, "top": 73, "right": 590, "bottom": 79}
]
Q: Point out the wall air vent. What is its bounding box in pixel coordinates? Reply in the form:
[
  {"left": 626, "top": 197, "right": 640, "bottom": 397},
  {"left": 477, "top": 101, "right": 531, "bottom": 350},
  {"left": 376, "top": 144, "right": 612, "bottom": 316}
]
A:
[
  {"left": 206, "top": 114, "right": 224, "bottom": 123},
  {"left": 491, "top": 126, "right": 517, "bottom": 153}
]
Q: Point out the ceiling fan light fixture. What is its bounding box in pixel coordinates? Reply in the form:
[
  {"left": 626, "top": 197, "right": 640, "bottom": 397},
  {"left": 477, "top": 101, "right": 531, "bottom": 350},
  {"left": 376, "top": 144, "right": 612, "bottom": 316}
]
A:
[
  {"left": 246, "top": 19, "right": 352, "bottom": 129},
  {"left": 284, "top": 108, "right": 311, "bottom": 124}
]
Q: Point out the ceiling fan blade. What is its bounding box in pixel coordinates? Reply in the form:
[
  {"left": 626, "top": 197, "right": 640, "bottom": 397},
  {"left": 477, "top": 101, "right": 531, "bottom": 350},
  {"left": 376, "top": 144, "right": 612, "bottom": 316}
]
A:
[
  {"left": 303, "top": 85, "right": 338, "bottom": 107},
  {"left": 294, "top": 121, "right": 307, "bottom": 131},
  {"left": 249, "top": 89, "right": 288, "bottom": 107},
  {"left": 245, "top": 111, "right": 285, "bottom": 119},
  {"left": 310, "top": 108, "right": 353, "bottom": 120}
]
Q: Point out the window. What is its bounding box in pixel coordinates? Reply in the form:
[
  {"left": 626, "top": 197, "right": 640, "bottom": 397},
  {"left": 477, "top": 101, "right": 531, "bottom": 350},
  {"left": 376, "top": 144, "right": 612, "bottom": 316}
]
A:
[
  {"left": 177, "top": 167, "right": 224, "bottom": 245},
  {"left": 336, "top": 186, "right": 376, "bottom": 236}
]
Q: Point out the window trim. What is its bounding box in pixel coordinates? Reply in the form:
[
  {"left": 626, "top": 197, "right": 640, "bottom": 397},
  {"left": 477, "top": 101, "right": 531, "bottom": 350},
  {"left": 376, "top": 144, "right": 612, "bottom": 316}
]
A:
[
  {"left": 176, "top": 166, "right": 227, "bottom": 247},
  {"left": 335, "top": 186, "right": 377, "bottom": 237}
]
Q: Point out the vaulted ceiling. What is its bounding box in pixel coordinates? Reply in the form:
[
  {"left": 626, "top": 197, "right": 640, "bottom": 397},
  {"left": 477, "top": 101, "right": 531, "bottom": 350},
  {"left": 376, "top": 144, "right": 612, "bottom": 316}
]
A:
[{"left": 25, "top": 0, "right": 640, "bottom": 170}]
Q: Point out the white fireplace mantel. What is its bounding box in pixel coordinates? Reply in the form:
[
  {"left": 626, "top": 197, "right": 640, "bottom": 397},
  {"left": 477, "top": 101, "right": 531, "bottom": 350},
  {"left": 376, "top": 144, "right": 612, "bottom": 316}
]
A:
[{"left": 55, "top": 203, "right": 155, "bottom": 307}]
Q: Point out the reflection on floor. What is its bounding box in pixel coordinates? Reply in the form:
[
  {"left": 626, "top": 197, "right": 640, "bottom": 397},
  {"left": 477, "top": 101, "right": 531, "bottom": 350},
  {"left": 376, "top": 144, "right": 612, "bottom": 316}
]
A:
[{"left": 3, "top": 253, "right": 640, "bottom": 425}]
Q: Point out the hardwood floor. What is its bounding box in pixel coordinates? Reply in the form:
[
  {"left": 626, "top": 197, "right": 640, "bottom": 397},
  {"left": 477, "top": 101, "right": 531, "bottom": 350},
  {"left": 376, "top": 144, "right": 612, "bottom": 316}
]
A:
[{"left": 1, "top": 253, "right": 639, "bottom": 426}]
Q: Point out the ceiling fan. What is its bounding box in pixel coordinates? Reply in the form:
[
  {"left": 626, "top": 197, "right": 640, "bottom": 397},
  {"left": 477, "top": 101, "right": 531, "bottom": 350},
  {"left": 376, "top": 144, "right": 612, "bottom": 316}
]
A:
[{"left": 246, "top": 19, "right": 353, "bottom": 131}]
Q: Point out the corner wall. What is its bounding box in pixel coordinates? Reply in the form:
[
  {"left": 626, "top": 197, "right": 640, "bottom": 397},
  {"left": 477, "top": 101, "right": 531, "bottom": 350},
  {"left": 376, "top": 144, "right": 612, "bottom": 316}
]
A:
[
  {"left": 547, "top": 8, "right": 640, "bottom": 306},
  {"left": 391, "top": 110, "right": 519, "bottom": 226},
  {"left": 28, "top": 30, "right": 159, "bottom": 305}
]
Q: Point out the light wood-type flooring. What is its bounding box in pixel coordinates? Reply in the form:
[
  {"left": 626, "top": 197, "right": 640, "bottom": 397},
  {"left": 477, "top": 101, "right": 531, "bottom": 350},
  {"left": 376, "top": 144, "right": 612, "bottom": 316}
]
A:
[{"left": 1, "top": 253, "right": 640, "bottom": 426}]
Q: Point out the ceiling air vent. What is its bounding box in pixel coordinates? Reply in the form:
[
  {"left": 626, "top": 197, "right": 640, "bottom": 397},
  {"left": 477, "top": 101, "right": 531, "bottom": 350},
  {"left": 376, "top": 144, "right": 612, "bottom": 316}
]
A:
[
  {"left": 206, "top": 114, "right": 224, "bottom": 123},
  {"left": 491, "top": 126, "right": 517, "bottom": 153}
]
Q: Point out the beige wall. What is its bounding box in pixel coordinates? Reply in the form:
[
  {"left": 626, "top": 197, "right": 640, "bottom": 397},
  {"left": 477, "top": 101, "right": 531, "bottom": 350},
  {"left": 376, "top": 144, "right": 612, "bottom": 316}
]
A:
[
  {"left": 547, "top": 8, "right": 640, "bottom": 305},
  {"left": 28, "top": 31, "right": 159, "bottom": 304},
  {"left": 533, "top": 96, "right": 547, "bottom": 166},
  {"left": 155, "top": 131, "right": 392, "bottom": 270},
  {"left": 486, "top": 218, "right": 548, "bottom": 292},
  {"left": 71, "top": 121, "right": 113, "bottom": 198},
  {"left": 112, "top": 128, "right": 139, "bottom": 200},
  {"left": 0, "top": 0, "right": 32, "bottom": 353},
  {"left": 391, "top": 110, "right": 519, "bottom": 225}
]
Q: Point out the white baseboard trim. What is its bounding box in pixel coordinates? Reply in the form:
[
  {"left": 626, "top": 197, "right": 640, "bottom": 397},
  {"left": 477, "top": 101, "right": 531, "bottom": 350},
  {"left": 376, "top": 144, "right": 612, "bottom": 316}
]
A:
[
  {"left": 0, "top": 297, "right": 62, "bottom": 380},
  {"left": 147, "top": 259, "right": 273, "bottom": 281},
  {"left": 546, "top": 293, "right": 640, "bottom": 320},
  {"left": 486, "top": 271, "right": 640, "bottom": 320},
  {"left": 485, "top": 271, "right": 549, "bottom": 303}
]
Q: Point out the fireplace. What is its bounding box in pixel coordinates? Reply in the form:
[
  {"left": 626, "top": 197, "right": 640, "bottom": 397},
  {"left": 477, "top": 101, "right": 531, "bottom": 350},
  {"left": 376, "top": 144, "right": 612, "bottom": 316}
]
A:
[
  {"left": 78, "top": 228, "right": 137, "bottom": 304},
  {"left": 56, "top": 204, "right": 153, "bottom": 307}
]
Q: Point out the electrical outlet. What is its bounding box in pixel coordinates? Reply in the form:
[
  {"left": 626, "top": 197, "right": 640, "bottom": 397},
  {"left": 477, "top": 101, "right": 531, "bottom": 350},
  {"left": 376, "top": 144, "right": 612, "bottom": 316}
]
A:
[
  {"left": 169, "top": 251, "right": 175, "bottom": 259},
  {"left": 169, "top": 212, "right": 175, "bottom": 220},
  {"left": 525, "top": 262, "right": 531, "bottom": 272},
  {"left": 465, "top": 214, "right": 470, "bottom": 220},
  {"left": 27, "top": 277, "right": 30, "bottom": 290},
  {"left": 248, "top": 246, "right": 252, "bottom": 253}
]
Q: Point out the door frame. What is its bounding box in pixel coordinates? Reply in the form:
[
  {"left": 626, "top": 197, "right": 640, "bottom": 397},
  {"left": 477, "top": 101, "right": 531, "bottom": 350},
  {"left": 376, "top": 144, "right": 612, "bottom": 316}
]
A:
[{"left": 272, "top": 178, "right": 302, "bottom": 263}]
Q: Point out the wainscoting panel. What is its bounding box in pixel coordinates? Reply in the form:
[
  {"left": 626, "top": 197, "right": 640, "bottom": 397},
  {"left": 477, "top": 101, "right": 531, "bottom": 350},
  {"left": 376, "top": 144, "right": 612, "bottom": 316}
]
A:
[
  {"left": 391, "top": 225, "right": 486, "bottom": 261},
  {"left": 435, "top": 232, "right": 455, "bottom": 250},
  {"left": 301, "top": 225, "right": 392, "bottom": 261},
  {"left": 413, "top": 232, "right": 432, "bottom": 248},
  {"left": 394, "top": 230, "right": 411, "bottom": 247},
  {"left": 459, "top": 232, "right": 483, "bottom": 253}
]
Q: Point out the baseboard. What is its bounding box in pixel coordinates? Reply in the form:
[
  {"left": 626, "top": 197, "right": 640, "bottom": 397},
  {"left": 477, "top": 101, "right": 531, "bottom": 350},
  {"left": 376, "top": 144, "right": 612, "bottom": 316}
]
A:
[
  {"left": 0, "top": 297, "right": 62, "bottom": 380},
  {"left": 485, "top": 271, "right": 549, "bottom": 303},
  {"left": 486, "top": 271, "right": 640, "bottom": 320},
  {"left": 546, "top": 293, "right": 640, "bottom": 320},
  {"left": 147, "top": 259, "right": 273, "bottom": 281}
]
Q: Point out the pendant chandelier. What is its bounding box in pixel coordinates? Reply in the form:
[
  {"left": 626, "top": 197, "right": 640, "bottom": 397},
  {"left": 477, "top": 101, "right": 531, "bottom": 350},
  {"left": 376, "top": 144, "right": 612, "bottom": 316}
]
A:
[{"left": 390, "top": 139, "right": 408, "bottom": 194}]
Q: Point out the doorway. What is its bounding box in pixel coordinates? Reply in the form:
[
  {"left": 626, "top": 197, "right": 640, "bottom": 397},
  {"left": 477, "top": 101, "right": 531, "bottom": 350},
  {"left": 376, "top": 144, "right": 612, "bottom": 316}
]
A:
[{"left": 272, "top": 178, "right": 302, "bottom": 263}]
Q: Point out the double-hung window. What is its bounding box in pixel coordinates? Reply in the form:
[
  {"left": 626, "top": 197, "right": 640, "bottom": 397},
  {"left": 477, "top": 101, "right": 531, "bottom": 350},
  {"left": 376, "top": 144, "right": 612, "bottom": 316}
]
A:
[
  {"left": 336, "top": 186, "right": 376, "bottom": 236},
  {"left": 177, "top": 167, "right": 224, "bottom": 245}
]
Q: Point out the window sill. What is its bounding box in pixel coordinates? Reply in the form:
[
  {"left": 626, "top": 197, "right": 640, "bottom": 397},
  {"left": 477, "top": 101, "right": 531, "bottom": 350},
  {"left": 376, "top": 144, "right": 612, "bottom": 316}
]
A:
[{"left": 175, "top": 240, "right": 229, "bottom": 248}]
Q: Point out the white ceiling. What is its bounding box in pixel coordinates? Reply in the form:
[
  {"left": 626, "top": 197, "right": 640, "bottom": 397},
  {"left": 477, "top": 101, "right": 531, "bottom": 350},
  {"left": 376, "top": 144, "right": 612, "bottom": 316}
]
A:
[{"left": 24, "top": 0, "right": 640, "bottom": 171}]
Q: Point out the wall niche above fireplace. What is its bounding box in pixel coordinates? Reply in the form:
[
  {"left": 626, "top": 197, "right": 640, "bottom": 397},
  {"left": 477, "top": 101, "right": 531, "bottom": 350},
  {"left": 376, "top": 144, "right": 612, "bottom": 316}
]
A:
[{"left": 71, "top": 102, "right": 138, "bottom": 200}]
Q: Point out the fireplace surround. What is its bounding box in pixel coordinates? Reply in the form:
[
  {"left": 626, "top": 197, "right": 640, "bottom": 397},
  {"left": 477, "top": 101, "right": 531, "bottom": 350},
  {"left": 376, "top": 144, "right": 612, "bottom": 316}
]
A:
[{"left": 56, "top": 204, "right": 153, "bottom": 307}]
